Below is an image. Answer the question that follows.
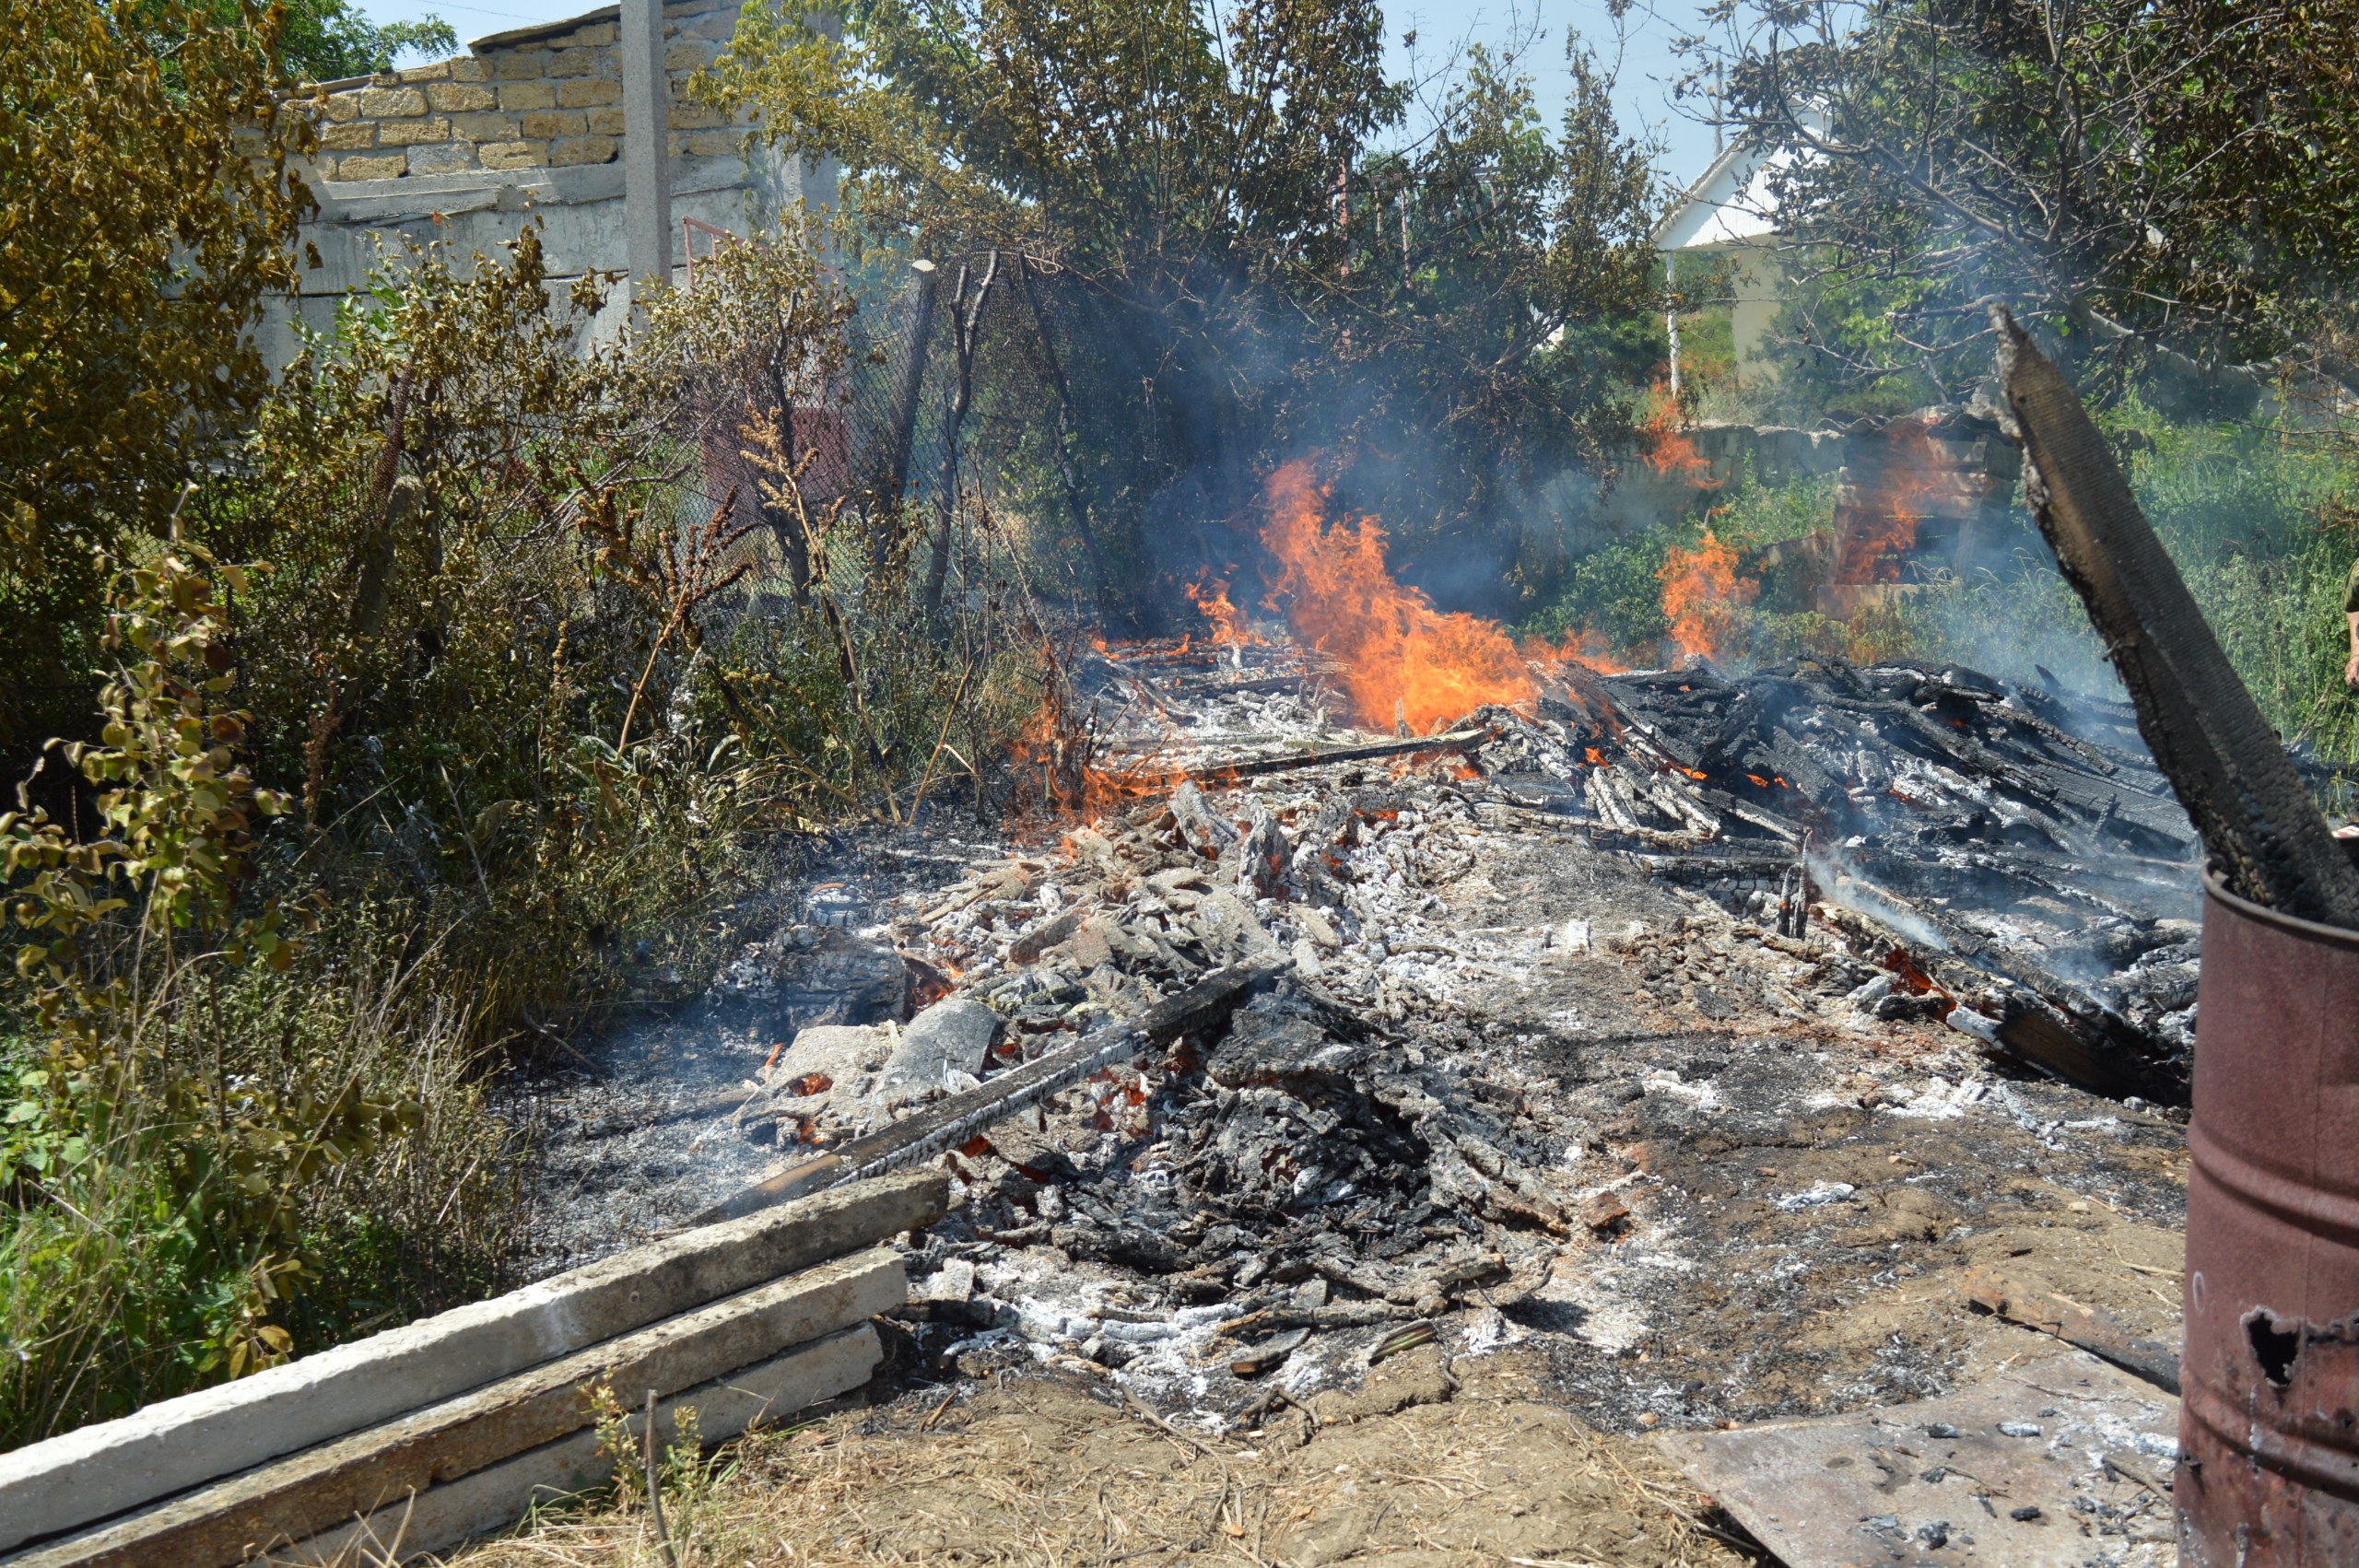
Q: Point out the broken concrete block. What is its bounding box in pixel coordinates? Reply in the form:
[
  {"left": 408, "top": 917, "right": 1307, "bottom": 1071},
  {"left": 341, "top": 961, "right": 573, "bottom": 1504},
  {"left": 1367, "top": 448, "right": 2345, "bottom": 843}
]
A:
[
  {"left": 711, "top": 925, "right": 910, "bottom": 1030},
  {"left": 1008, "top": 904, "right": 1090, "bottom": 964},
  {"left": 916, "top": 1258, "right": 976, "bottom": 1304},
  {"left": 876, "top": 998, "right": 1003, "bottom": 1099},
  {"left": 1062, "top": 916, "right": 1116, "bottom": 971},
  {"left": 777, "top": 1023, "right": 895, "bottom": 1093}
]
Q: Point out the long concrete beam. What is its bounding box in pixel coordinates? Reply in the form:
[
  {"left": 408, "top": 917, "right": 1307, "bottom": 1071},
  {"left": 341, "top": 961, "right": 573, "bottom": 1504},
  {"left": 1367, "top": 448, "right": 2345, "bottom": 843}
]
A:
[
  {"left": 10, "top": 1248, "right": 903, "bottom": 1568},
  {"left": 276, "top": 1324, "right": 883, "bottom": 1566},
  {"left": 0, "top": 1171, "right": 946, "bottom": 1554}
]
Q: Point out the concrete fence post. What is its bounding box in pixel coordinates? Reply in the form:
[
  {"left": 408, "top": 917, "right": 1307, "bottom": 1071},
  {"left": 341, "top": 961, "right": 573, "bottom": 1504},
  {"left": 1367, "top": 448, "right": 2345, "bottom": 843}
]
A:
[{"left": 622, "top": 0, "right": 672, "bottom": 298}]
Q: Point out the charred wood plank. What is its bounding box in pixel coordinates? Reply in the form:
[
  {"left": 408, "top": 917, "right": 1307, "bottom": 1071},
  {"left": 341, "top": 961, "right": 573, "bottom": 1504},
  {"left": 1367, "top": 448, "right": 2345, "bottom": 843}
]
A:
[
  {"left": 1962, "top": 1264, "right": 2181, "bottom": 1395},
  {"left": 692, "top": 961, "right": 1282, "bottom": 1223},
  {"left": 1817, "top": 879, "right": 2185, "bottom": 1104},
  {"left": 1194, "top": 727, "right": 1486, "bottom": 781},
  {"left": 1989, "top": 998, "right": 2160, "bottom": 1104},
  {"left": 1993, "top": 305, "right": 2359, "bottom": 929},
  {"left": 1163, "top": 672, "right": 1320, "bottom": 698}
]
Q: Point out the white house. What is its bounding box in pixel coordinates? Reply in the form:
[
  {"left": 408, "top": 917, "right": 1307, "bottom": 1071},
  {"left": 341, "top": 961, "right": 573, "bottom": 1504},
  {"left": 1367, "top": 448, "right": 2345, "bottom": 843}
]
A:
[{"left": 1650, "top": 128, "right": 1800, "bottom": 396}]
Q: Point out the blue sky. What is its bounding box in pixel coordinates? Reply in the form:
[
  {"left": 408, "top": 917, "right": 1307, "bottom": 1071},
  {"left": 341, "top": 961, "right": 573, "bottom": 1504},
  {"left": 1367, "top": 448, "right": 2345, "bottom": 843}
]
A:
[{"left": 356, "top": 0, "right": 1723, "bottom": 189}]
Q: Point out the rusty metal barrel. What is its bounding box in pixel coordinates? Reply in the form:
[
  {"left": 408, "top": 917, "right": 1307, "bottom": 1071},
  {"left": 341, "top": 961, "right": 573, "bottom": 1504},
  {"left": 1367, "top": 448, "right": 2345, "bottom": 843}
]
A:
[{"left": 2178, "top": 869, "right": 2359, "bottom": 1564}]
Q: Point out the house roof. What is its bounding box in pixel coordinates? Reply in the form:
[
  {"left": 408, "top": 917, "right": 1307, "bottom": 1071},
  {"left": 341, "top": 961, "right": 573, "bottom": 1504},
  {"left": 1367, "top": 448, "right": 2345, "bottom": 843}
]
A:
[
  {"left": 470, "top": 5, "right": 621, "bottom": 53},
  {"left": 1650, "top": 124, "right": 1803, "bottom": 252}
]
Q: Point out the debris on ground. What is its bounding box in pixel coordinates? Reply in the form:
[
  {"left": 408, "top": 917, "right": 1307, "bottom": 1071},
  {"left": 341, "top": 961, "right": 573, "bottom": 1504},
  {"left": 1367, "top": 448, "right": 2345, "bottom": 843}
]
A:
[
  {"left": 449, "top": 1352, "right": 1755, "bottom": 1567},
  {"left": 498, "top": 629, "right": 2197, "bottom": 1551}
]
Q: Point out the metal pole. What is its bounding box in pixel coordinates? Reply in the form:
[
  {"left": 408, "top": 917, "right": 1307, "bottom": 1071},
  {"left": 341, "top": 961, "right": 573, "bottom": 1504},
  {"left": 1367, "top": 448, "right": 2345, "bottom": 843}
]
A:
[{"left": 1666, "top": 248, "right": 1682, "bottom": 401}]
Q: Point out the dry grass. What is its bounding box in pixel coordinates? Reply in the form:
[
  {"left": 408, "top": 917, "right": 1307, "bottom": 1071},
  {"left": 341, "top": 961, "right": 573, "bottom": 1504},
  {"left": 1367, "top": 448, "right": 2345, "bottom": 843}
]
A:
[{"left": 440, "top": 1353, "right": 1755, "bottom": 1568}]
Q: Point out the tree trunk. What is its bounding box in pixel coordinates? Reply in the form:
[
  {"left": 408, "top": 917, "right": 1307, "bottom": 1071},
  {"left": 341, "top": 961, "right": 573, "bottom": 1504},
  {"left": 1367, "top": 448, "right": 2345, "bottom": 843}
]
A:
[
  {"left": 870, "top": 263, "right": 938, "bottom": 570},
  {"left": 923, "top": 252, "right": 998, "bottom": 620}
]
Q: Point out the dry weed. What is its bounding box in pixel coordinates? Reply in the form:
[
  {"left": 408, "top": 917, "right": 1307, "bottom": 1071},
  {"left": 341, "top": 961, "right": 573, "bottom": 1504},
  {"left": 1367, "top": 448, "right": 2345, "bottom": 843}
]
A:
[{"left": 443, "top": 1360, "right": 1755, "bottom": 1568}]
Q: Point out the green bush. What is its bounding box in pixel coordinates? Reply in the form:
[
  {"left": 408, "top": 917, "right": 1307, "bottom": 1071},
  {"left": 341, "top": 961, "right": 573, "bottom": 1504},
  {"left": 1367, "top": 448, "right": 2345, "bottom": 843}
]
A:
[
  {"left": 1520, "top": 537, "right": 1670, "bottom": 658},
  {"left": 0, "top": 221, "right": 1050, "bottom": 1447}
]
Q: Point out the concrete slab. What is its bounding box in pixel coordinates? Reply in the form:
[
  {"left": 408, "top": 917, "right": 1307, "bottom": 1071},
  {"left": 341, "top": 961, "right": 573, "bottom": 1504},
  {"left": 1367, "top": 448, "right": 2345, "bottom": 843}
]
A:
[
  {"left": 12, "top": 1248, "right": 903, "bottom": 1567},
  {"left": 262, "top": 1323, "right": 883, "bottom": 1565},
  {"left": 0, "top": 1171, "right": 944, "bottom": 1553}
]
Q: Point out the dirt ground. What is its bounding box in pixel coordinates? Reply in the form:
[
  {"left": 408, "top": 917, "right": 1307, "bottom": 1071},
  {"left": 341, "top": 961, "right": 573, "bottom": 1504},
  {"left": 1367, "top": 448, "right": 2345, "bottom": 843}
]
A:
[{"left": 452, "top": 1352, "right": 1752, "bottom": 1567}]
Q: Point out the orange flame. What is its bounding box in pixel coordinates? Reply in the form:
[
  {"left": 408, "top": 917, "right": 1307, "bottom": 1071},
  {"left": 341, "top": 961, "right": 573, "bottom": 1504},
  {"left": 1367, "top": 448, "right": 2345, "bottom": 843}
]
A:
[
  {"left": 1259, "top": 462, "right": 1537, "bottom": 732},
  {"left": 1183, "top": 574, "right": 1260, "bottom": 647},
  {"left": 1658, "top": 531, "right": 1759, "bottom": 662},
  {"left": 1543, "top": 625, "right": 1633, "bottom": 674},
  {"left": 1640, "top": 380, "right": 1715, "bottom": 484},
  {"left": 1834, "top": 421, "right": 1941, "bottom": 584}
]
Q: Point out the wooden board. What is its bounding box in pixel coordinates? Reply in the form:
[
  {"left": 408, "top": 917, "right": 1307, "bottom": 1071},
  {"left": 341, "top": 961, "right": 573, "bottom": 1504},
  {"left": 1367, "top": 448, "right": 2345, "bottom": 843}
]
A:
[
  {"left": 1658, "top": 1351, "right": 2178, "bottom": 1566},
  {"left": 1994, "top": 306, "right": 2359, "bottom": 930}
]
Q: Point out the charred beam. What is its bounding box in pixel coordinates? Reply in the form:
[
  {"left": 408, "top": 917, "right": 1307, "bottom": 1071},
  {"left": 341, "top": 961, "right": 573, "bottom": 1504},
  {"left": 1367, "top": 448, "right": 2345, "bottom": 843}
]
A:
[
  {"left": 1202, "top": 727, "right": 1485, "bottom": 780},
  {"left": 1992, "top": 305, "right": 2359, "bottom": 930}
]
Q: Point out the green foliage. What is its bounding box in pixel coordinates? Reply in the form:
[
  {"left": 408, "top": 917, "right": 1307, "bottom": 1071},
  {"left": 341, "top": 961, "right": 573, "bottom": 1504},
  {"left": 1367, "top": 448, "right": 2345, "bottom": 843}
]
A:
[
  {"left": 0, "top": 551, "right": 466, "bottom": 1435},
  {"left": 0, "top": 0, "right": 317, "bottom": 753},
  {"left": 1910, "top": 404, "right": 2359, "bottom": 774},
  {"left": 1520, "top": 536, "right": 1670, "bottom": 656},
  {"left": 1325, "top": 40, "right": 1665, "bottom": 563},
  {"left": 1708, "top": 0, "right": 2359, "bottom": 404},
  {"left": 242, "top": 0, "right": 457, "bottom": 81},
  {"left": 0, "top": 205, "right": 1052, "bottom": 1444},
  {"left": 702, "top": 3, "right": 1665, "bottom": 613}
]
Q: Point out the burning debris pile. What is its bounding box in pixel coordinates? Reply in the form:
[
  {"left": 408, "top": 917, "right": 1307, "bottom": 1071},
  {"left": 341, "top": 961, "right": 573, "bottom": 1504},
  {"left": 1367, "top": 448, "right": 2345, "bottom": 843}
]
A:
[
  {"left": 1508, "top": 655, "right": 2204, "bottom": 1097},
  {"left": 546, "top": 604, "right": 2192, "bottom": 1443},
  {"left": 496, "top": 327, "right": 2359, "bottom": 1563},
  {"left": 520, "top": 379, "right": 2229, "bottom": 1512}
]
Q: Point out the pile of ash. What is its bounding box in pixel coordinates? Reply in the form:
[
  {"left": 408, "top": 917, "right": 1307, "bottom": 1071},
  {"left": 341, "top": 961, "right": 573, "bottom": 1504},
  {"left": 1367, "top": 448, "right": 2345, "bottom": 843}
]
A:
[{"left": 515, "top": 632, "right": 2206, "bottom": 1439}]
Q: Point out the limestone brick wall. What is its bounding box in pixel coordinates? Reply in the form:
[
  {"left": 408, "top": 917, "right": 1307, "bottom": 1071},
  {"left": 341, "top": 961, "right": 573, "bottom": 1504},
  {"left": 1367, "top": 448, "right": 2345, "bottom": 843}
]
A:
[{"left": 301, "top": 0, "right": 745, "bottom": 183}]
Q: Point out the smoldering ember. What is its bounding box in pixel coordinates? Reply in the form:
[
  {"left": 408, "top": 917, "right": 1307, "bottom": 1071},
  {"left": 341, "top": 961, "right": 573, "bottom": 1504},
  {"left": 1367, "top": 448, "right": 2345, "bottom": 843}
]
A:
[{"left": 7, "top": 3, "right": 2359, "bottom": 1566}]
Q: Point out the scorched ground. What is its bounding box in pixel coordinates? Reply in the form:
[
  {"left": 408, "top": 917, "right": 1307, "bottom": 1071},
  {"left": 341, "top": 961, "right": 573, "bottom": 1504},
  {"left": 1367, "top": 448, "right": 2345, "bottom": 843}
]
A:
[{"left": 496, "top": 633, "right": 2190, "bottom": 1565}]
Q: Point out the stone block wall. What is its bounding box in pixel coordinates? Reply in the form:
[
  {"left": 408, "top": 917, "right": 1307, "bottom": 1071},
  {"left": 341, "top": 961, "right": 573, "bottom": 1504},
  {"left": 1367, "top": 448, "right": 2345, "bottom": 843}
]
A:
[{"left": 300, "top": 0, "right": 747, "bottom": 183}]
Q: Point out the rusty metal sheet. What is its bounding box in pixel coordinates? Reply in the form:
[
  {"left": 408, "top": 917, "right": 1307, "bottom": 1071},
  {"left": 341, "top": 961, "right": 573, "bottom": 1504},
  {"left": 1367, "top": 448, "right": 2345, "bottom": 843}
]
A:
[{"left": 1655, "top": 1351, "right": 2178, "bottom": 1566}]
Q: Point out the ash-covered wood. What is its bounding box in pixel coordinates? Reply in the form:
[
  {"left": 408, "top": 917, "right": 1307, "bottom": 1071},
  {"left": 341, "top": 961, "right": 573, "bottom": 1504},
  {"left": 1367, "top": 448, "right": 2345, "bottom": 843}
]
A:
[
  {"left": 691, "top": 961, "right": 1279, "bottom": 1223},
  {"left": 1504, "top": 653, "right": 2205, "bottom": 1093},
  {"left": 1991, "top": 303, "right": 2359, "bottom": 930}
]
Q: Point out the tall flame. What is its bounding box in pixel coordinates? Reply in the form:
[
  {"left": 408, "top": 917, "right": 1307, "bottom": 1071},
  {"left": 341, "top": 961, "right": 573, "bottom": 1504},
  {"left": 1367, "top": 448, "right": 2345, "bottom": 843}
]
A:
[
  {"left": 1260, "top": 462, "right": 1537, "bottom": 732},
  {"left": 1834, "top": 421, "right": 1941, "bottom": 584},
  {"left": 1658, "top": 531, "right": 1759, "bottom": 663}
]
